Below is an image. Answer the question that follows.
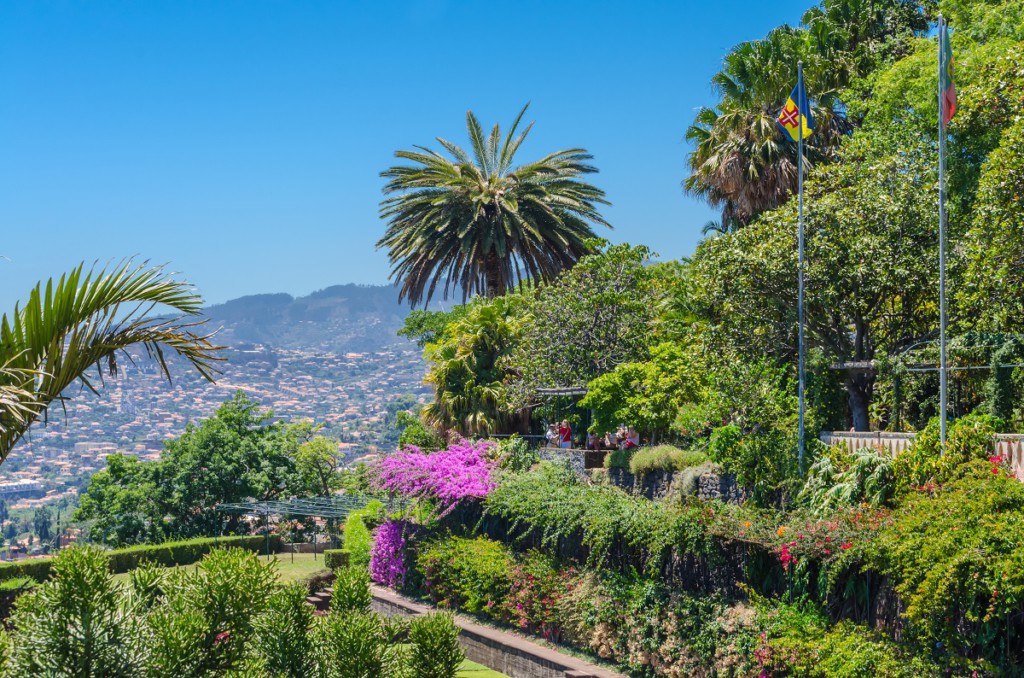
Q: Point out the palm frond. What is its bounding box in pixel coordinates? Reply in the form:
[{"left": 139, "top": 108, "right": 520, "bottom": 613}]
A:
[{"left": 0, "top": 260, "right": 223, "bottom": 460}]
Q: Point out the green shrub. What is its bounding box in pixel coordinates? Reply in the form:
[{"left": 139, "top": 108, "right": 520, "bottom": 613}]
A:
[
  {"left": 146, "top": 547, "right": 278, "bottom": 675},
  {"left": 0, "top": 535, "right": 279, "bottom": 584},
  {"left": 628, "top": 444, "right": 708, "bottom": 475},
  {"left": 331, "top": 565, "right": 372, "bottom": 613},
  {"left": 495, "top": 435, "right": 539, "bottom": 472},
  {"left": 416, "top": 537, "right": 513, "bottom": 616},
  {"left": 603, "top": 447, "right": 634, "bottom": 469},
  {"left": 324, "top": 549, "right": 350, "bottom": 570},
  {"left": 871, "top": 460, "right": 1024, "bottom": 661},
  {"left": 894, "top": 413, "right": 1006, "bottom": 491},
  {"left": 7, "top": 547, "right": 138, "bottom": 676},
  {"left": 314, "top": 610, "right": 404, "bottom": 678},
  {"left": 249, "top": 582, "right": 317, "bottom": 677},
  {"left": 343, "top": 506, "right": 379, "bottom": 567},
  {"left": 707, "top": 425, "right": 797, "bottom": 499},
  {"left": 408, "top": 612, "right": 464, "bottom": 678},
  {"left": 0, "top": 558, "right": 52, "bottom": 584},
  {"left": 769, "top": 619, "right": 941, "bottom": 677},
  {"left": 799, "top": 446, "right": 894, "bottom": 514}
]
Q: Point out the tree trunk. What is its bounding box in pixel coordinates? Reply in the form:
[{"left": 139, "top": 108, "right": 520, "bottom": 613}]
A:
[
  {"left": 847, "top": 371, "right": 874, "bottom": 432},
  {"left": 484, "top": 251, "right": 504, "bottom": 298}
]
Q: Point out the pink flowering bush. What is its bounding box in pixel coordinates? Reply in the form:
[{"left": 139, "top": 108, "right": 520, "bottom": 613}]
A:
[
  {"left": 369, "top": 519, "right": 407, "bottom": 588},
  {"left": 372, "top": 438, "right": 496, "bottom": 516}
]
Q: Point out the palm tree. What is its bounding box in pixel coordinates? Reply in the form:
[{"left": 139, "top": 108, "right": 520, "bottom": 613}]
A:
[
  {"left": 378, "top": 105, "right": 611, "bottom": 306},
  {"left": 685, "top": 27, "right": 852, "bottom": 228},
  {"left": 422, "top": 296, "right": 526, "bottom": 436},
  {"left": 684, "top": 0, "right": 929, "bottom": 229},
  {"left": 0, "top": 261, "right": 221, "bottom": 462}
]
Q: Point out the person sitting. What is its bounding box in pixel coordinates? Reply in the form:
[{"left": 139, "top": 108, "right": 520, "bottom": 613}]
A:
[
  {"left": 604, "top": 430, "right": 619, "bottom": 449},
  {"left": 623, "top": 427, "right": 640, "bottom": 449},
  {"left": 586, "top": 431, "right": 598, "bottom": 450}
]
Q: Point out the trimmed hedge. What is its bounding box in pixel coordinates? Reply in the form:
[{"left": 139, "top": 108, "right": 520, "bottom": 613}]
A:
[
  {"left": 324, "top": 549, "right": 350, "bottom": 570},
  {"left": 0, "top": 534, "right": 282, "bottom": 583}
]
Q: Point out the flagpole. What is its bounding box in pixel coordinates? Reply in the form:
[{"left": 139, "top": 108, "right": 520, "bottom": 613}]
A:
[
  {"left": 937, "top": 16, "right": 948, "bottom": 455},
  {"left": 797, "top": 60, "right": 806, "bottom": 474}
]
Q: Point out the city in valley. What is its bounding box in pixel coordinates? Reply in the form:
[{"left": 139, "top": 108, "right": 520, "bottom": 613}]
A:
[{"left": 0, "top": 341, "right": 428, "bottom": 519}]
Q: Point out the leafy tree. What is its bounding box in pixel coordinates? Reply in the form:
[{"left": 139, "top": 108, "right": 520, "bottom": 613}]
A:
[
  {"left": 0, "top": 261, "right": 220, "bottom": 463},
  {"left": 507, "top": 243, "right": 664, "bottom": 410},
  {"left": 75, "top": 454, "right": 165, "bottom": 545},
  {"left": 395, "top": 411, "right": 443, "bottom": 451},
  {"left": 295, "top": 437, "right": 340, "bottom": 497},
  {"left": 31, "top": 507, "right": 52, "bottom": 546},
  {"left": 158, "top": 391, "right": 310, "bottom": 536},
  {"left": 689, "top": 124, "right": 938, "bottom": 429},
  {"left": 378, "top": 104, "right": 610, "bottom": 306},
  {"left": 581, "top": 342, "right": 695, "bottom": 441},
  {"left": 76, "top": 392, "right": 316, "bottom": 542},
  {"left": 422, "top": 294, "right": 529, "bottom": 435}
]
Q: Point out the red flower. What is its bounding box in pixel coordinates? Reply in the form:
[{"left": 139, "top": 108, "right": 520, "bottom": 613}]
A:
[{"left": 841, "top": 542, "right": 853, "bottom": 550}]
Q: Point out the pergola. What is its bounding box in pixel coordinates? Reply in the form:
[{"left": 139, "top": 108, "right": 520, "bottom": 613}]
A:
[{"left": 214, "top": 494, "right": 405, "bottom": 559}]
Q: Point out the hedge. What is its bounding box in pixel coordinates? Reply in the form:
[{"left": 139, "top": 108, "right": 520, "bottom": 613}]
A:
[
  {"left": 324, "top": 549, "right": 350, "bottom": 570},
  {"left": 0, "top": 534, "right": 282, "bottom": 583}
]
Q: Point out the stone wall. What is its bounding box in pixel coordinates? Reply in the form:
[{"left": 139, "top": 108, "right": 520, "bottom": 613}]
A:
[
  {"left": 368, "top": 586, "right": 625, "bottom": 678},
  {"left": 539, "top": 449, "right": 586, "bottom": 476},
  {"left": 606, "top": 467, "right": 744, "bottom": 503}
]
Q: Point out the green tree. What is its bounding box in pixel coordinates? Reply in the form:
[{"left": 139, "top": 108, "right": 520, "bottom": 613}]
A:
[
  {"left": 32, "top": 507, "right": 52, "bottom": 546},
  {"left": 0, "top": 261, "right": 220, "bottom": 463},
  {"left": 422, "top": 294, "right": 529, "bottom": 436},
  {"left": 295, "top": 437, "right": 340, "bottom": 497},
  {"left": 581, "top": 342, "right": 695, "bottom": 442},
  {"left": 508, "top": 243, "right": 664, "bottom": 410},
  {"left": 690, "top": 124, "right": 937, "bottom": 430},
  {"left": 77, "top": 392, "right": 315, "bottom": 542},
  {"left": 378, "top": 105, "right": 610, "bottom": 306},
  {"left": 685, "top": 0, "right": 929, "bottom": 227}
]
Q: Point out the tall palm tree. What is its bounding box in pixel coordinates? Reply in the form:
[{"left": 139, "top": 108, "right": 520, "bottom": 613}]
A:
[
  {"left": 378, "top": 105, "right": 611, "bottom": 306},
  {"left": 684, "top": 1, "right": 928, "bottom": 228},
  {"left": 0, "top": 261, "right": 222, "bottom": 461},
  {"left": 685, "top": 27, "right": 850, "bottom": 228}
]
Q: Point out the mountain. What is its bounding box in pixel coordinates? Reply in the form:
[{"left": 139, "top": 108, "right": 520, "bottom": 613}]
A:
[{"left": 203, "top": 284, "right": 415, "bottom": 353}]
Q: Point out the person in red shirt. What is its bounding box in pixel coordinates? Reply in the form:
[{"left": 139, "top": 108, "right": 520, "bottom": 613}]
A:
[{"left": 558, "top": 420, "right": 572, "bottom": 449}]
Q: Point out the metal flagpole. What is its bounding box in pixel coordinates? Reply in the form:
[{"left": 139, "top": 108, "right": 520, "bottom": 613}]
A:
[
  {"left": 797, "top": 60, "right": 806, "bottom": 474},
  {"left": 938, "top": 16, "right": 948, "bottom": 455}
]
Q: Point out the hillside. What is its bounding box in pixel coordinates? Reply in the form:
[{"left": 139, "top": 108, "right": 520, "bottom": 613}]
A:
[{"left": 0, "top": 283, "right": 433, "bottom": 505}]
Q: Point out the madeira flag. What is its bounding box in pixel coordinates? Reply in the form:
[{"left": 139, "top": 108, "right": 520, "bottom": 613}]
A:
[
  {"left": 776, "top": 73, "right": 814, "bottom": 142},
  {"left": 940, "top": 19, "right": 957, "bottom": 125}
]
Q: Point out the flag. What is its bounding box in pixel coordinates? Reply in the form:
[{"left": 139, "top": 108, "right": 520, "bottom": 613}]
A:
[
  {"left": 940, "top": 20, "right": 957, "bottom": 125},
  {"left": 776, "top": 73, "right": 814, "bottom": 142}
]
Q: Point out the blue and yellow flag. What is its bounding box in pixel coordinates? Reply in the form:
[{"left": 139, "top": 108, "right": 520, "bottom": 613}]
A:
[{"left": 776, "top": 73, "right": 814, "bottom": 142}]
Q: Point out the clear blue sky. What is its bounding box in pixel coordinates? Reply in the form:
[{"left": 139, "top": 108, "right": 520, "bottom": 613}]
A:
[{"left": 0, "top": 0, "right": 810, "bottom": 310}]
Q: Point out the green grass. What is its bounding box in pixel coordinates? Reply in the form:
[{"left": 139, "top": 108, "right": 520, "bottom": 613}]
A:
[
  {"left": 457, "top": 658, "right": 507, "bottom": 677},
  {"left": 112, "top": 551, "right": 330, "bottom": 584}
]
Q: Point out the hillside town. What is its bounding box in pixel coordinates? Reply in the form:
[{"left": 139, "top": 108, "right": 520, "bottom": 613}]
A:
[{"left": 0, "top": 343, "right": 429, "bottom": 512}]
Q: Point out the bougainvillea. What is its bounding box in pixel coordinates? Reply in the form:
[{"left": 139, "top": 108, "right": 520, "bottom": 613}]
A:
[
  {"left": 372, "top": 438, "right": 496, "bottom": 516},
  {"left": 369, "top": 519, "right": 407, "bottom": 589}
]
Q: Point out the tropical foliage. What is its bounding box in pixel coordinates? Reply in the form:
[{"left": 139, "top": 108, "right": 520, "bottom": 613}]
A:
[
  {"left": 0, "top": 261, "right": 221, "bottom": 462},
  {"left": 378, "top": 104, "right": 610, "bottom": 306}
]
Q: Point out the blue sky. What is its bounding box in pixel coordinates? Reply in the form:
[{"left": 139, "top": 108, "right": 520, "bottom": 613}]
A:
[{"left": 0, "top": 0, "right": 811, "bottom": 310}]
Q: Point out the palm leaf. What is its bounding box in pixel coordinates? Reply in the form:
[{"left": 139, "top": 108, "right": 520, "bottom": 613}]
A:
[{"left": 0, "top": 260, "right": 223, "bottom": 461}]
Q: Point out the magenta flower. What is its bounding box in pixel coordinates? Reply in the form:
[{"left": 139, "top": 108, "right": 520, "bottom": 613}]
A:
[
  {"left": 371, "top": 438, "right": 496, "bottom": 516},
  {"left": 369, "top": 519, "right": 407, "bottom": 588}
]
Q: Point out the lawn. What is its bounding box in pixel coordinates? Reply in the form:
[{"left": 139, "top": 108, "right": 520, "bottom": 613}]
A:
[
  {"left": 112, "top": 551, "right": 330, "bottom": 583},
  {"left": 458, "top": 658, "right": 507, "bottom": 676}
]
